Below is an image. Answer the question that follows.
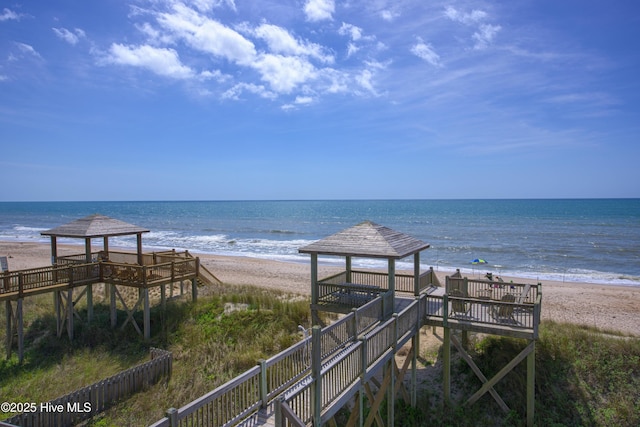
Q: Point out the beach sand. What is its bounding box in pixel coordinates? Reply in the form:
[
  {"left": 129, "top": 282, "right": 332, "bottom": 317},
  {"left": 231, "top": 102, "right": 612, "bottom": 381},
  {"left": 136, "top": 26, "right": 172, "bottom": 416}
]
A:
[{"left": 2, "top": 241, "right": 639, "bottom": 336}]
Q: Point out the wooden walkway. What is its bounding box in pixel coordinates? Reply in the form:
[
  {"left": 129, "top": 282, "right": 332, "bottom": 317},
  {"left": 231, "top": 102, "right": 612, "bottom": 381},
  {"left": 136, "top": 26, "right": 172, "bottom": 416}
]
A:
[{"left": 150, "top": 280, "right": 541, "bottom": 427}]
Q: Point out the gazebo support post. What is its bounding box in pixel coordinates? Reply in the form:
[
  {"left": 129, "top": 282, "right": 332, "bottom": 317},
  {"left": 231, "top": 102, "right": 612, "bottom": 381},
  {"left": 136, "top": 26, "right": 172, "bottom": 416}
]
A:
[
  {"left": 137, "top": 233, "right": 143, "bottom": 265},
  {"left": 50, "top": 237, "right": 58, "bottom": 265},
  {"left": 414, "top": 253, "right": 420, "bottom": 296},
  {"left": 385, "top": 259, "right": 395, "bottom": 320},
  {"left": 346, "top": 255, "right": 352, "bottom": 283},
  {"left": 103, "top": 236, "right": 109, "bottom": 259}
]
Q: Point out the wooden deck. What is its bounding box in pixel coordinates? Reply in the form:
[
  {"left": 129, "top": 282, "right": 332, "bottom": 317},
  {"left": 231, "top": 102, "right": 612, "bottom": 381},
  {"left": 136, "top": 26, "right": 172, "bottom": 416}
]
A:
[{"left": 2, "top": 251, "right": 221, "bottom": 362}]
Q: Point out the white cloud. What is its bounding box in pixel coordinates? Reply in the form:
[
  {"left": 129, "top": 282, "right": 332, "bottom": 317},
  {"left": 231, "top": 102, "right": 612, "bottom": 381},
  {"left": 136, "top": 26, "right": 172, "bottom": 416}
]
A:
[
  {"left": 295, "top": 96, "right": 313, "bottom": 104},
  {"left": 96, "top": 1, "right": 389, "bottom": 101},
  {"left": 0, "top": 8, "right": 21, "bottom": 21},
  {"left": 190, "top": 0, "right": 237, "bottom": 13},
  {"left": 304, "top": 0, "right": 335, "bottom": 22},
  {"left": 150, "top": 5, "right": 331, "bottom": 94},
  {"left": 52, "top": 27, "right": 86, "bottom": 45},
  {"left": 346, "top": 42, "right": 359, "bottom": 58},
  {"left": 473, "top": 24, "right": 501, "bottom": 50},
  {"left": 253, "top": 53, "right": 316, "bottom": 93},
  {"left": 222, "top": 82, "right": 275, "bottom": 100},
  {"left": 338, "top": 23, "right": 362, "bottom": 41},
  {"left": 338, "top": 23, "right": 376, "bottom": 58},
  {"left": 444, "top": 6, "right": 487, "bottom": 25},
  {"left": 444, "top": 6, "right": 500, "bottom": 49},
  {"left": 156, "top": 4, "right": 257, "bottom": 65},
  {"left": 356, "top": 69, "right": 376, "bottom": 94},
  {"left": 199, "top": 69, "right": 228, "bottom": 81},
  {"left": 380, "top": 10, "right": 399, "bottom": 22},
  {"left": 105, "top": 44, "right": 194, "bottom": 79},
  {"left": 253, "top": 23, "right": 333, "bottom": 63},
  {"left": 411, "top": 38, "right": 441, "bottom": 67},
  {"left": 12, "top": 42, "right": 42, "bottom": 60},
  {"left": 281, "top": 95, "right": 314, "bottom": 110}
]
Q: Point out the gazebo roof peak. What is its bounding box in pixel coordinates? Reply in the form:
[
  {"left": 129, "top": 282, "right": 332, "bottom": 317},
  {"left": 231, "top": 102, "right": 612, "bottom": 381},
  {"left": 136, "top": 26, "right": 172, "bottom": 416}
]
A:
[
  {"left": 299, "top": 220, "right": 430, "bottom": 259},
  {"left": 41, "top": 214, "right": 150, "bottom": 239}
]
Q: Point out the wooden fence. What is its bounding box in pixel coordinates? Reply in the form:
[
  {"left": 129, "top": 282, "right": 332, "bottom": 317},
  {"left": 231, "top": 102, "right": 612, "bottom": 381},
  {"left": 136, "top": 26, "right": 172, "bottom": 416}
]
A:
[{"left": 3, "top": 348, "right": 172, "bottom": 427}]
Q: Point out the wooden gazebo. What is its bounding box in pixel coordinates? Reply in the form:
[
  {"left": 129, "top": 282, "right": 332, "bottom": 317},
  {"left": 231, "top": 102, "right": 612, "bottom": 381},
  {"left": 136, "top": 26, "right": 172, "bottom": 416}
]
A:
[
  {"left": 39, "top": 214, "right": 150, "bottom": 327},
  {"left": 299, "top": 221, "right": 430, "bottom": 323},
  {"left": 41, "top": 214, "right": 150, "bottom": 265}
]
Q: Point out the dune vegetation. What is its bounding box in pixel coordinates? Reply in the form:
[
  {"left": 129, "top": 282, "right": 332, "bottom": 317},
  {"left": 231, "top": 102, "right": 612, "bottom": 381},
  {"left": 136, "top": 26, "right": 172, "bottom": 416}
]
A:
[{"left": 1, "top": 285, "right": 638, "bottom": 426}]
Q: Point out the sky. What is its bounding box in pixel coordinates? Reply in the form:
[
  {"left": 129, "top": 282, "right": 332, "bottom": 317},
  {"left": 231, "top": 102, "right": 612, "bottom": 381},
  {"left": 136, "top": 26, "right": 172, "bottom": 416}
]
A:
[{"left": 1, "top": 0, "right": 639, "bottom": 201}]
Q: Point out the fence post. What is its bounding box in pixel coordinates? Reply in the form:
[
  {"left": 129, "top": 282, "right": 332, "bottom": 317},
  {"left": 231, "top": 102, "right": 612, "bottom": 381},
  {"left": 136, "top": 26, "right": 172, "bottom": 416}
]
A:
[
  {"left": 259, "top": 359, "right": 268, "bottom": 408},
  {"left": 274, "top": 395, "right": 284, "bottom": 426},
  {"left": 388, "top": 314, "right": 398, "bottom": 426},
  {"left": 350, "top": 307, "right": 358, "bottom": 337},
  {"left": 167, "top": 407, "right": 178, "bottom": 427},
  {"left": 311, "top": 325, "right": 322, "bottom": 427},
  {"left": 411, "top": 296, "right": 421, "bottom": 407}
]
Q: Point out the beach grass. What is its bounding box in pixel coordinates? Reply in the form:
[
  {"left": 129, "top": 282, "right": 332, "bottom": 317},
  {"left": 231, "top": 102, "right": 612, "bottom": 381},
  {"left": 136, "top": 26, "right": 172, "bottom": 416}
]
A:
[{"left": 2, "top": 286, "right": 639, "bottom": 426}]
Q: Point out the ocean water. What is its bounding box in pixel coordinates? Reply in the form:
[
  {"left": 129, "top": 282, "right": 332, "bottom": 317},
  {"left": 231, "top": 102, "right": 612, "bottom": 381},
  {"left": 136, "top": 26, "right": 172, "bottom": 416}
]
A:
[{"left": 0, "top": 199, "right": 638, "bottom": 286}]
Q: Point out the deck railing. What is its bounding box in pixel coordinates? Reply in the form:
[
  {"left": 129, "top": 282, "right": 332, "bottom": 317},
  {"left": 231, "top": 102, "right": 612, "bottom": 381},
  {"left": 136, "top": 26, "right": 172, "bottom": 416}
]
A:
[
  {"left": 57, "top": 250, "right": 195, "bottom": 266},
  {"left": 103, "top": 259, "right": 197, "bottom": 287},
  {"left": 317, "top": 268, "right": 439, "bottom": 306},
  {"left": 0, "top": 258, "right": 198, "bottom": 299},
  {"left": 292, "top": 297, "right": 424, "bottom": 424},
  {"left": 320, "top": 341, "right": 363, "bottom": 416},
  {"left": 150, "top": 296, "right": 389, "bottom": 427},
  {"left": 446, "top": 276, "right": 540, "bottom": 303},
  {"left": 0, "top": 263, "right": 99, "bottom": 297}
]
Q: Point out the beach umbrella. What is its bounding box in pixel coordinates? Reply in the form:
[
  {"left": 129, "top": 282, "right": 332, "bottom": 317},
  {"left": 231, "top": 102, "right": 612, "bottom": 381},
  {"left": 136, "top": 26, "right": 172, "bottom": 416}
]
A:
[{"left": 471, "top": 258, "right": 488, "bottom": 276}]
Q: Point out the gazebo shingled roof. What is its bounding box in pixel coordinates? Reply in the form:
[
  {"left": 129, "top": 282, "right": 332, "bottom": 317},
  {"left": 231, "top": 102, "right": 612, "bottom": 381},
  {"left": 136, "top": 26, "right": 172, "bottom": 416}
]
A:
[
  {"left": 300, "top": 221, "right": 430, "bottom": 322},
  {"left": 41, "top": 214, "right": 150, "bottom": 238},
  {"left": 41, "top": 214, "right": 149, "bottom": 265},
  {"left": 298, "top": 220, "right": 430, "bottom": 259}
]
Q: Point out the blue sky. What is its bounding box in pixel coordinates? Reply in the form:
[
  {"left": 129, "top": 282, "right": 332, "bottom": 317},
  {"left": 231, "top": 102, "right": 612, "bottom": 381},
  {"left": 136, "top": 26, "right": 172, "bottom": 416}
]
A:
[{"left": 1, "top": 0, "right": 639, "bottom": 201}]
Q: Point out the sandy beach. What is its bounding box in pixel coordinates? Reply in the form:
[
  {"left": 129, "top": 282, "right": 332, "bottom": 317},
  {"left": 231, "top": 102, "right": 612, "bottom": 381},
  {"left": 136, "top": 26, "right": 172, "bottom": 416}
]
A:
[{"left": 1, "top": 241, "right": 639, "bottom": 336}]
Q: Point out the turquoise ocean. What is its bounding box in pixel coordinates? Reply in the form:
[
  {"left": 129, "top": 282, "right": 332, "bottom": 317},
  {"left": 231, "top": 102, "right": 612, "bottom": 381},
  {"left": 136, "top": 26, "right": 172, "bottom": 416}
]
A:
[{"left": 0, "top": 199, "right": 638, "bottom": 286}]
